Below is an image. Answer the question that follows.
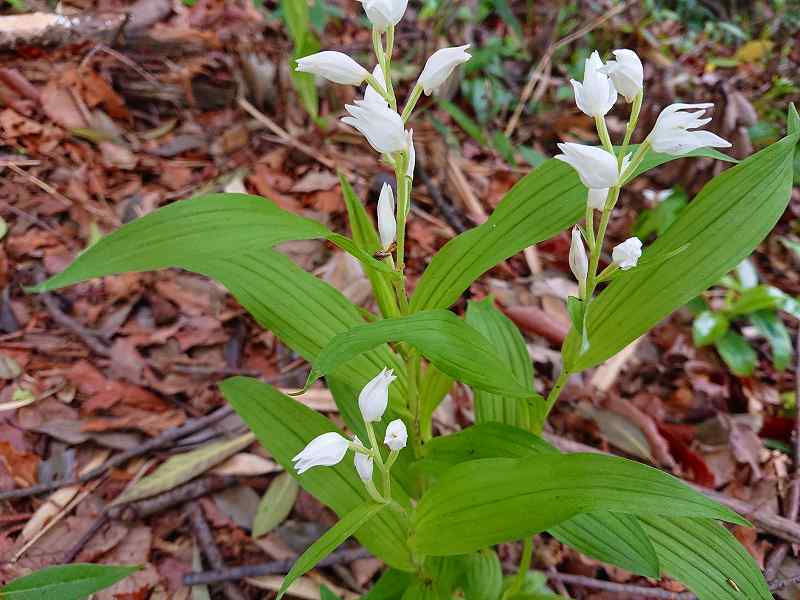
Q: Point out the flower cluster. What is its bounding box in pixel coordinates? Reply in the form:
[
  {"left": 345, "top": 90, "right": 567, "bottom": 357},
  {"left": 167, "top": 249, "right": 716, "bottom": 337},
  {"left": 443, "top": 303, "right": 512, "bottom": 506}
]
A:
[
  {"left": 557, "top": 48, "right": 731, "bottom": 296},
  {"left": 292, "top": 368, "right": 407, "bottom": 503}
]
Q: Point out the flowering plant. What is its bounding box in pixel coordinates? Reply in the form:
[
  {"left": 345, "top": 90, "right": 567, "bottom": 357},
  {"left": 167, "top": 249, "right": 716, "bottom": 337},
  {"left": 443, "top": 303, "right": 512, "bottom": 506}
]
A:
[{"left": 32, "top": 3, "right": 799, "bottom": 598}]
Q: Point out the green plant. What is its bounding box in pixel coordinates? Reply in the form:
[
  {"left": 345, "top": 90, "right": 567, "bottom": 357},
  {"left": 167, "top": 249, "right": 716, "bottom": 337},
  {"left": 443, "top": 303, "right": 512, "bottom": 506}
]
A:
[
  {"left": 0, "top": 564, "right": 138, "bottom": 599},
  {"left": 29, "top": 6, "right": 800, "bottom": 599},
  {"left": 690, "top": 259, "right": 798, "bottom": 376}
]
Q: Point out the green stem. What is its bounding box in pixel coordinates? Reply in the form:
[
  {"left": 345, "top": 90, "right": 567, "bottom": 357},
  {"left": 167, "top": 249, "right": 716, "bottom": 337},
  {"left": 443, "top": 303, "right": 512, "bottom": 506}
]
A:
[
  {"left": 619, "top": 91, "right": 643, "bottom": 164},
  {"left": 503, "top": 537, "right": 534, "bottom": 599},
  {"left": 541, "top": 368, "right": 569, "bottom": 425},
  {"left": 364, "top": 477, "right": 385, "bottom": 503},
  {"left": 401, "top": 84, "right": 423, "bottom": 122},
  {"left": 407, "top": 351, "right": 422, "bottom": 458},
  {"left": 584, "top": 203, "right": 595, "bottom": 253},
  {"left": 365, "top": 74, "right": 392, "bottom": 102},
  {"left": 594, "top": 115, "right": 614, "bottom": 154},
  {"left": 619, "top": 140, "right": 650, "bottom": 186},
  {"left": 392, "top": 151, "right": 411, "bottom": 313}
]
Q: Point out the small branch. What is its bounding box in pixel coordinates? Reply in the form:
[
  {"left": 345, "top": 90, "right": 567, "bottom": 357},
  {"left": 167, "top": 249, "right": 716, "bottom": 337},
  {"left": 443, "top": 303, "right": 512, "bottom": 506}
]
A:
[
  {"left": 38, "top": 289, "right": 112, "bottom": 357},
  {"left": 62, "top": 513, "right": 110, "bottom": 563},
  {"left": 183, "top": 547, "right": 370, "bottom": 586},
  {"left": 188, "top": 503, "right": 248, "bottom": 600},
  {"left": 546, "top": 572, "right": 694, "bottom": 599},
  {"left": 110, "top": 475, "right": 238, "bottom": 520},
  {"left": 0, "top": 405, "right": 234, "bottom": 501}
]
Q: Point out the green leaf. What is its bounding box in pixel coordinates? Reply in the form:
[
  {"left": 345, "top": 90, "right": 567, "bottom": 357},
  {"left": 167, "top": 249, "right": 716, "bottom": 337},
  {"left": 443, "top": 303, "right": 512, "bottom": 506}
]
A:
[
  {"left": 281, "top": 0, "right": 309, "bottom": 46},
  {"left": 112, "top": 433, "right": 254, "bottom": 505},
  {"left": 278, "top": 503, "right": 386, "bottom": 599},
  {"left": 750, "top": 310, "right": 792, "bottom": 371},
  {"left": 692, "top": 310, "right": 730, "bottom": 346},
  {"left": 632, "top": 189, "right": 688, "bottom": 239},
  {"left": 30, "top": 194, "right": 395, "bottom": 294},
  {"left": 714, "top": 330, "right": 758, "bottom": 376},
  {"left": 727, "top": 285, "right": 787, "bottom": 315},
  {"left": 418, "top": 365, "right": 454, "bottom": 438},
  {"left": 550, "top": 512, "right": 659, "bottom": 578},
  {"left": 307, "top": 310, "right": 540, "bottom": 399},
  {"left": 411, "top": 148, "right": 734, "bottom": 313},
  {"left": 319, "top": 586, "right": 341, "bottom": 600},
  {"left": 412, "top": 452, "right": 747, "bottom": 555},
  {"left": 566, "top": 126, "right": 799, "bottom": 371},
  {"left": 436, "top": 98, "right": 486, "bottom": 146},
  {"left": 220, "top": 377, "right": 414, "bottom": 571},
  {"left": 252, "top": 472, "right": 300, "bottom": 538},
  {"left": 639, "top": 516, "right": 771, "bottom": 599},
  {"left": 361, "top": 569, "right": 414, "bottom": 599},
  {"left": 462, "top": 549, "right": 504, "bottom": 600},
  {"left": 0, "top": 564, "right": 139, "bottom": 599},
  {"left": 465, "top": 298, "right": 539, "bottom": 429}
]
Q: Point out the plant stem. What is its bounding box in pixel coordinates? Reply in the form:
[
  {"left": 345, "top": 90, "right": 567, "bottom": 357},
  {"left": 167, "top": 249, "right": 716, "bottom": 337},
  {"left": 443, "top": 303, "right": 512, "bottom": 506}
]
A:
[
  {"left": 619, "top": 91, "right": 643, "bottom": 163},
  {"left": 594, "top": 115, "right": 614, "bottom": 154},
  {"left": 503, "top": 537, "right": 534, "bottom": 599},
  {"left": 365, "top": 74, "right": 392, "bottom": 102},
  {"left": 401, "top": 84, "right": 423, "bottom": 122},
  {"left": 541, "top": 368, "right": 569, "bottom": 426},
  {"left": 393, "top": 152, "right": 410, "bottom": 313},
  {"left": 407, "top": 351, "right": 422, "bottom": 458}
]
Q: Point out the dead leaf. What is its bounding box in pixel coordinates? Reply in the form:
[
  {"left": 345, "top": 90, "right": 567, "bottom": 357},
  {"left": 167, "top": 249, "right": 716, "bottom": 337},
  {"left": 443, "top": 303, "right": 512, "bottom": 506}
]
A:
[{"left": 0, "top": 441, "right": 38, "bottom": 486}]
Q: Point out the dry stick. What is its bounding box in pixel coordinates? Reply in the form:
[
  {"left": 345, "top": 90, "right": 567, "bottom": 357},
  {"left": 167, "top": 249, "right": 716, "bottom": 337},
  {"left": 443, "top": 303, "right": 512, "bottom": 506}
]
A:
[
  {"left": 414, "top": 150, "right": 467, "bottom": 234},
  {"left": 63, "top": 512, "right": 110, "bottom": 563},
  {"left": 545, "top": 572, "right": 694, "bottom": 599},
  {"left": 545, "top": 433, "right": 800, "bottom": 545},
  {"left": 183, "top": 547, "right": 371, "bottom": 586},
  {"left": 0, "top": 405, "right": 234, "bottom": 501},
  {"left": 110, "top": 475, "right": 239, "bottom": 520},
  {"left": 504, "top": 0, "right": 636, "bottom": 138},
  {"left": 765, "top": 325, "right": 800, "bottom": 581},
  {"left": 38, "top": 291, "right": 112, "bottom": 357},
  {"left": 188, "top": 503, "right": 248, "bottom": 600}
]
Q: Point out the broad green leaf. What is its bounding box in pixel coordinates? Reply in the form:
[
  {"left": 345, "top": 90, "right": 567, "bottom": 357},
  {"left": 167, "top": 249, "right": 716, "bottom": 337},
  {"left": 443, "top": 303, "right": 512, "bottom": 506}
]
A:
[
  {"left": 252, "top": 472, "right": 300, "bottom": 538},
  {"left": 692, "top": 310, "right": 729, "bottom": 346},
  {"left": 306, "top": 310, "right": 540, "bottom": 399},
  {"left": 0, "top": 564, "right": 139, "bottom": 599},
  {"left": 550, "top": 512, "right": 659, "bottom": 578},
  {"left": 319, "top": 586, "right": 341, "bottom": 600},
  {"left": 412, "top": 453, "right": 747, "bottom": 555},
  {"left": 750, "top": 310, "right": 792, "bottom": 371},
  {"left": 465, "top": 298, "right": 540, "bottom": 429},
  {"left": 462, "top": 549, "right": 503, "bottom": 600},
  {"left": 727, "top": 285, "right": 786, "bottom": 315},
  {"left": 400, "top": 579, "right": 450, "bottom": 600},
  {"left": 112, "top": 433, "right": 254, "bottom": 505},
  {"left": 220, "top": 377, "right": 414, "bottom": 570},
  {"left": 567, "top": 126, "right": 799, "bottom": 371},
  {"left": 411, "top": 148, "right": 734, "bottom": 312},
  {"left": 339, "top": 173, "right": 399, "bottom": 318},
  {"left": 715, "top": 330, "right": 758, "bottom": 376},
  {"left": 278, "top": 503, "right": 385, "bottom": 599},
  {"left": 632, "top": 189, "right": 688, "bottom": 239},
  {"left": 418, "top": 365, "right": 454, "bottom": 439},
  {"left": 30, "top": 194, "right": 394, "bottom": 293},
  {"left": 361, "top": 569, "right": 414, "bottom": 599},
  {"left": 639, "top": 516, "right": 771, "bottom": 599},
  {"left": 281, "top": 0, "right": 309, "bottom": 47}
]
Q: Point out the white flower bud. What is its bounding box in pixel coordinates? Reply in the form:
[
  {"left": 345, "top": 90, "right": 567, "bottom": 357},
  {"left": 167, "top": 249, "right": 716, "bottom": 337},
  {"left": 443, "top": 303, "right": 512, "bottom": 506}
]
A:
[
  {"left": 358, "top": 0, "right": 408, "bottom": 31},
  {"left": 648, "top": 103, "right": 732, "bottom": 155},
  {"left": 364, "top": 64, "right": 388, "bottom": 107},
  {"left": 571, "top": 51, "right": 617, "bottom": 117},
  {"left": 569, "top": 227, "right": 589, "bottom": 288},
  {"left": 601, "top": 49, "right": 643, "bottom": 102},
  {"left": 587, "top": 188, "right": 608, "bottom": 210},
  {"left": 612, "top": 237, "right": 643, "bottom": 270},
  {"left": 418, "top": 45, "right": 471, "bottom": 96},
  {"left": 405, "top": 129, "right": 415, "bottom": 181},
  {"left": 352, "top": 436, "right": 374, "bottom": 481},
  {"left": 555, "top": 143, "right": 621, "bottom": 189},
  {"left": 342, "top": 100, "right": 407, "bottom": 154},
  {"left": 295, "top": 51, "right": 369, "bottom": 86},
  {"left": 377, "top": 183, "right": 396, "bottom": 249},
  {"left": 358, "top": 368, "right": 397, "bottom": 422},
  {"left": 384, "top": 419, "right": 407, "bottom": 451},
  {"left": 292, "top": 432, "right": 349, "bottom": 474}
]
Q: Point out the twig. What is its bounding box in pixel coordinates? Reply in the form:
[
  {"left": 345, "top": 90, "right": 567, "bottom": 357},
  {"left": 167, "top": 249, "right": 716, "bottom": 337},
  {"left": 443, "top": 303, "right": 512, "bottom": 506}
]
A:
[
  {"left": 38, "top": 290, "right": 112, "bottom": 357},
  {"left": 109, "top": 475, "right": 238, "bottom": 520},
  {"left": 63, "top": 512, "right": 110, "bottom": 563},
  {"left": 188, "top": 503, "right": 248, "bottom": 600},
  {"left": 0, "top": 405, "right": 234, "bottom": 501},
  {"left": 183, "top": 547, "right": 371, "bottom": 586},
  {"left": 545, "top": 572, "right": 694, "bottom": 599},
  {"left": 504, "top": 0, "right": 636, "bottom": 138},
  {"left": 545, "top": 433, "right": 800, "bottom": 545},
  {"left": 414, "top": 150, "right": 467, "bottom": 234}
]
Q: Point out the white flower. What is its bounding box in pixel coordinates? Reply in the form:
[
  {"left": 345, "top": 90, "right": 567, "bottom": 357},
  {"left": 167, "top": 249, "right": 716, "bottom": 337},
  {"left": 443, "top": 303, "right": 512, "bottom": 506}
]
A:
[
  {"left": 295, "top": 51, "right": 369, "bottom": 86},
  {"left": 587, "top": 188, "right": 608, "bottom": 210},
  {"left": 292, "top": 432, "right": 349, "bottom": 474},
  {"left": 571, "top": 51, "right": 617, "bottom": 117},
  {"left": 418, "top": 45, "right": 471, "bottom": 96},
  {"left": 612, "top": 237, "right": 643, "bottom": 270},
  {"left": 555, "top": 143, "right": 621, "bottom": 189},
  {"left": 364, "top": 64, "right": 388, "bottom": 107},
  {"left": 352, "top": 436, "right": 374, "bottom": 481},
  {"left": 377, "top": 183, "right": 396, "bottom": 249},
  {"left": 405, "top": 129, "right": 415, "bottom": 180},
  {"left": 342, "top": 100, "right": 407, "bottom": 154},
  {"left": 384, "top": 419, "right": 407, "bottom": 451},
  {"left": 358, "top": 368, "right": 397, "bottom": 422},
  {"left": 358, "top": 0, "right": 408, "bottom": 30},
  {"left": 569, "top": 227, "right": 589, "bottom": 287},
  {"left": 648, "top": 103, "right": 732, "bottom": 155},
  {"left": 601, "top": 49, "right": 643, "bottom": 102}
]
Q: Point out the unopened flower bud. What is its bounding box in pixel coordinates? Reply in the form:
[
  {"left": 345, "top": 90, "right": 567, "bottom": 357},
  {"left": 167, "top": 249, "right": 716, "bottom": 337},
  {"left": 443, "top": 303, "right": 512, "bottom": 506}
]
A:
[
  {"left": 612, "top": 237, "right": 643, "bottom": 270},
  {"left": 295, "top": 51, "right": 369, "bottom": 86},
  {"left": 358, "top": 0, "right": 408, "bottom": 30},
  {"left": 352, "top": 436, "right": 374, "bottom": 481},
  {"left": 377, "top": 183, "right": 396, "bottom": 250},
  {"left": 571, "top": 50, "right": 617, "bottom": 117},
  {"left": 358, "top": 368, "right": 397, "bottom": 422},
  {"left": 384, "top": 419, "right": 407, "bottom": 451},
  {"left": 569, "top": 227, "right": 589, "bottom": 288},
  {"left": 601, "top": 49, "right": 643, "bottom": 102},
  {"left": 587, "top": 188, "right": 608, "bottom": 210},
  {"left": 418, "top": 45, "right": 471, "bottom": 96},
  {"left": 292, "top": 432, "right": 349, "bottom": 474},
  {"left": 555, "top": 143, "right": 620, "bottom": 189},
  {"left": 342, "top": 100, "right": 407, "bottom": 154}
]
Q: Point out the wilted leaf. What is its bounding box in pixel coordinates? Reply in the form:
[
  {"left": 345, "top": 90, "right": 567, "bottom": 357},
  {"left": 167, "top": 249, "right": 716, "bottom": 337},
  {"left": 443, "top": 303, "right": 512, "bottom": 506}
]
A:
[{"left": 253, "top": 472, "right": 300, "bottom": 538}]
